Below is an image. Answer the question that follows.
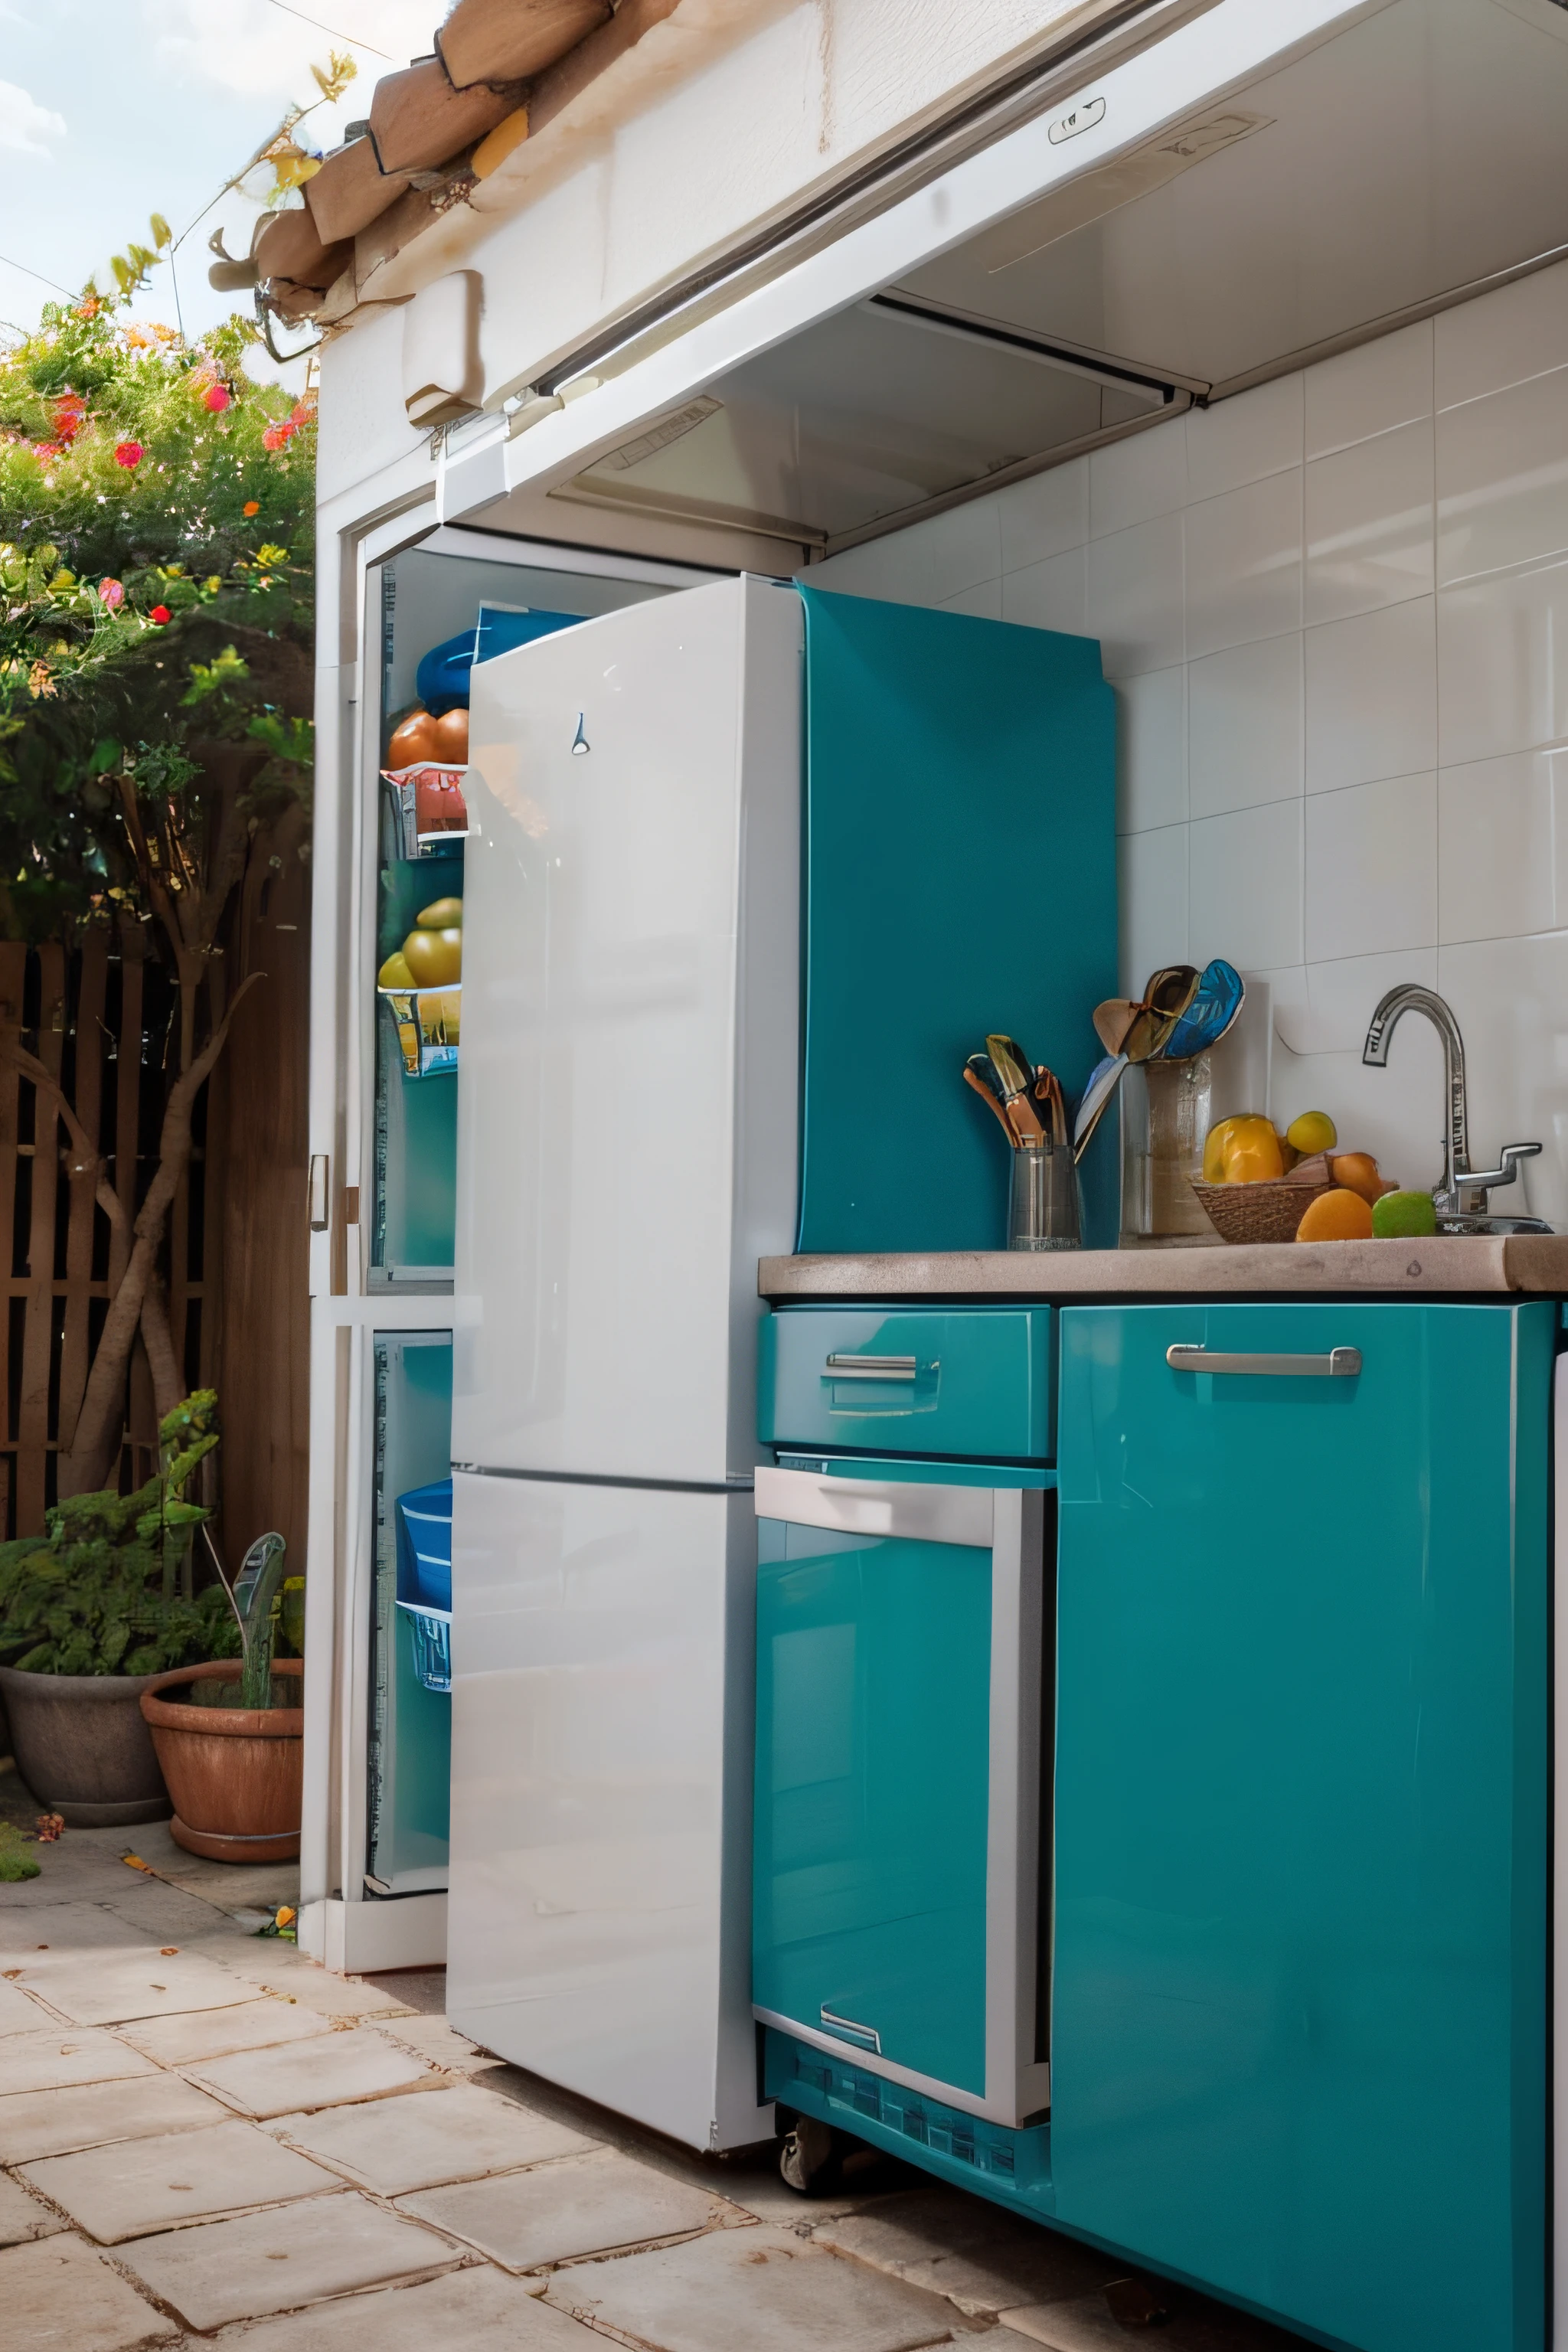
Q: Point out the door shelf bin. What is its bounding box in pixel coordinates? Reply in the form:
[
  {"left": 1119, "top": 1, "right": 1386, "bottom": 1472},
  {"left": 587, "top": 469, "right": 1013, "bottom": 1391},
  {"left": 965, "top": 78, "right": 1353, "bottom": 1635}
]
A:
[
  {"left": 381, "top": 766, "right": 472, "bottom": 861},
  {"left": 397, "top": 1602, "right": 452, "bottom": 1694}
]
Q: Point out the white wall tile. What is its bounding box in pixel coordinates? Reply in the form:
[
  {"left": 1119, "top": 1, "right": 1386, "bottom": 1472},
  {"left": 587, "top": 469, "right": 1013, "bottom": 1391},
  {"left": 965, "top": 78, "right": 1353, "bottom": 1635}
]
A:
[
  {"left": 1273, "top": 947, "right": 1439, "bottom": 1057},
  {"left": 810, "top": 494, "right": 1000, "bottom": 605},
  {"left": 1438, "top": 929, "right": 1568, "bottom": 1226},
  {"left": 1188, "top": 799, "right": 1302, "bottom": 971},
  {"left": 1088, "top": 416, "right": 1187, "bottom": 539},
  {"left": 1000, "top": 547, "right": 1084, "bottom": 635},
  {"left": 1269, "top": 948, "right": 1444, "bottom": 1191},
  {"left": 999, "top": 458, "right": 1087, "bottom": 572},
  {"left": 1435, "top": 253, "right": 1568, "bottom": 412},
  {"left": 1184, "top": 471, "right": 1302, "bottom": 658},
  {"left": 1305, "top": 773, "right": 1437, "bottom": 962},
  {"left": 1187, "top": 634, "right": 1302, "bottom": 820},
  {"left": 1118, "top": 825, "right": 1187, "bottom": 996},
  {"left": 1304, "top": 599, "right": 1436, "bottom": 794},
  {"left": 1438, "top": 747, "right": 1568, "bottom": 944},
  {"left": 939, "top": 578, "right": 1002, "bottom": 619},
  {"left": 1437, "top": 554, "right": 1568, "bottom": 766},
  {"left": 1304, "top": 319, "right": 1432, "bottom": 459},
  {"left": 1085, "top": 511, "right": 1184, "bottom": 678},
  {"left": 1115, "top": 668, "right": 1186, "bottom": 837},
  {"left": 1305, "top": 419, "right": 1434, "bottom": 626},
  {"left": 1436, "top": 366, "right": 1568, "bottom": 587},
  {"left": 1185, "top": 375, "right": 1302, "bottom": 503}
]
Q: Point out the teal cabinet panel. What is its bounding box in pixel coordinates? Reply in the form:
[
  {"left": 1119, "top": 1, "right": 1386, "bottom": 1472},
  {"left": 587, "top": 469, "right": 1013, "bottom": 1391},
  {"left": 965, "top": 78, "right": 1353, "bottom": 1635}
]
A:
[
  {"left": 753, "top": 1516, "right": 992, "bottom": 2095},
  {"left": 796, "top": 587, "right": 1117, "bottom": 1253},
  {"left": 1053, "top": 1302, "right": 1550, "bottom": 2352},
  {"left": 760, "top": 1307, "right": 1054, "bottom": 1459}
]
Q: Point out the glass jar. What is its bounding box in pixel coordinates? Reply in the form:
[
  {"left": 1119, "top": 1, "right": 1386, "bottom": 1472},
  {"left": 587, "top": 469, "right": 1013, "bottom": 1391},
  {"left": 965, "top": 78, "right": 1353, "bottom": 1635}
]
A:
[{"left": 1121, "top": 1054, "right": 1213, "bottom": 1240}]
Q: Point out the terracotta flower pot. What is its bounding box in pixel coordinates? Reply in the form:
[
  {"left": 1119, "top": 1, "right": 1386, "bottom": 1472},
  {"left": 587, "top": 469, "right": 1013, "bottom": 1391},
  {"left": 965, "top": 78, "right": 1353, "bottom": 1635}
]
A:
[
  {"left": 0, "top": 1664, "right": 172, "bottom": 1826},
  {"left": 140, "top": 1659, "right": 303, "bottom": 1864}
]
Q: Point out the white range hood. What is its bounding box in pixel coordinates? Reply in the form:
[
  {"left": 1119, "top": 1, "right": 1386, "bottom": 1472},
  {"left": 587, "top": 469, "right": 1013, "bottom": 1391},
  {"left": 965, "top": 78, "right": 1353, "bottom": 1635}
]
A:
[{"left": 446, "top": 0, "right": 1568, "bottom": 557}]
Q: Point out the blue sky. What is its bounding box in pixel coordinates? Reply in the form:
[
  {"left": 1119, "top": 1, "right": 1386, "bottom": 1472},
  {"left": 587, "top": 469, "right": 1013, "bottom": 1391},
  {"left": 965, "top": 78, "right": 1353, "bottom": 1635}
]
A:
[{"left": 0, "top": 0, "right": 436, "bottom": 371}]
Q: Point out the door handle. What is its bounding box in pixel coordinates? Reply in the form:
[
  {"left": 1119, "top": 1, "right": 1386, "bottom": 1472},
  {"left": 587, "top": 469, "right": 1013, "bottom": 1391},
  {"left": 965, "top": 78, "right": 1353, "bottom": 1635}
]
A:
[
  {"left": 820, "top": 2004, "right": 881, "bottom": 2054},
  {"left": 823, "top": 1354, "right": 920, "bottom": 1380},
  {"left": 308, "top": 1153, "right": 330, "bottom": 1232},
  {"left": 1166, "top": 1344, "right": 1362, "bottom": 1378}
]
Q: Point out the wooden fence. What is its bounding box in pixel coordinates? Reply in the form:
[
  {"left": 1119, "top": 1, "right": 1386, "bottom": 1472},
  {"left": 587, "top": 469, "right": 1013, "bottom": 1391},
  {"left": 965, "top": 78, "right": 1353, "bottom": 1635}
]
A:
[{"left": 0, "top": 833, "right": 310, "bottom": 1551}]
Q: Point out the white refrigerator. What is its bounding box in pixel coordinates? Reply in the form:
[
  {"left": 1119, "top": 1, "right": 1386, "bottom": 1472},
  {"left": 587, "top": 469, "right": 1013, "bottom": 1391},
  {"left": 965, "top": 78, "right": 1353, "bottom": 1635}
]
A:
[{"left": 446, "top": 576, "right": 801, "bottom": 2151}]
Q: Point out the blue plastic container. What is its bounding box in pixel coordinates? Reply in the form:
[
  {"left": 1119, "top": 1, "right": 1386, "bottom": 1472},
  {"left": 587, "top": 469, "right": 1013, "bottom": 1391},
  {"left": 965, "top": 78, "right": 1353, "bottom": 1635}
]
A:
[{"left": 394, "top": 1477, "right": 452, "bottom": 1694}]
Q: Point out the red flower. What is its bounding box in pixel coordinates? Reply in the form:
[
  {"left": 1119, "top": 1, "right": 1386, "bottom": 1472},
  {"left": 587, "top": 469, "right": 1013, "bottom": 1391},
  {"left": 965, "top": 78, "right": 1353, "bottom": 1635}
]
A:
[
  {"left": 34, "top": 442, "right": 63, "bottom": 462},
  {"left": 149, "top": 605, "right": 172, "bottom": 626},
  {"left": 51, "top": 394, "right": 86, "bottom": 444},
  {"left": 99, "top": 578, "right": 125, "bottom": 609},
  {"left": 289, "top": 400, "right": 313, "bottom": 425},
  {"left": 114, "top": 441, "right": 142, "bottom": 469},
  {"left": 261, "top": 421, "right": 295, "bottom": 452},
  {"left": 203, "top": 384, "right": 231, "bottom": 413}
]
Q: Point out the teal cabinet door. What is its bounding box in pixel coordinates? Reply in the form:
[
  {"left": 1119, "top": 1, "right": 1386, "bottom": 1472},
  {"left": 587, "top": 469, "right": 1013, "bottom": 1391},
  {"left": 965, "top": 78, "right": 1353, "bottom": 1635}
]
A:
[
  {"left": 753, "top": 1513, "right": 992, "bottom": 2095},
  {"left": 1054, "top": 1303, "right": 1550, "bottom": 2352}
]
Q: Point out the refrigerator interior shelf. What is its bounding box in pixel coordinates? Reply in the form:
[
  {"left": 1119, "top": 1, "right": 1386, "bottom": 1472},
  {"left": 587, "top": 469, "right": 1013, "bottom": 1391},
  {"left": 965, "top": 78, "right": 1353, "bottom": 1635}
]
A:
[
  {"left": 379, "top": 983, "right": 460, "bottom": 1078},
  {"left": 381, "top": 765, "right": 472, "bottom": 861}
]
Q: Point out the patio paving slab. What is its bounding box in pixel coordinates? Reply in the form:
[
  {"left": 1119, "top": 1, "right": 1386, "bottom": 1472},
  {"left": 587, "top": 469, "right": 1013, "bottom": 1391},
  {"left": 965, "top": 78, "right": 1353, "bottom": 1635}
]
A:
[
  {"left": 188, "top": 2025, "right": 436, "bottom": 2118},
  {"left": 812, "top": 2192, "right": 1124, "bottom": 2317},
  {"left": 370, "top": 2014, "right": 503, "bottom": 2074},
  {"left": 543, "top": 2222, "right": 969, "bottom": 2350},
  {"left": 0, "top": 1978, "right": 59, "bottom": 2034},
  {"left": 5, "top": 1946, "right": 254, "bottom": 2026},
  {"left": 996, "top": 2287, "right": 1311, "bottom": 2350},
  {"left": 268, "top": 2078, "right": 599, "bottom": 2195},
  {"left": 230, "top": 1965, "right": 414, "bottom": 2020},
  {"left": 206, "top": 2262, "right": 591, "bottom": 2347},
  {"left": 118, "top": 2190, "right": 463, "bottom": 2332},
  {"left": 0, "top": 2025, "right": 158, "bottom": 2097},
  {"left": 398, "top": 2145, "right": 743, "bottom": 2273},
  {"left": 0, "top": 2171, "right": 65, "bottom": 2244},
  {"left": 3, "top": 2229, "right": 178, "bottom": 2350},
  {"left": 0, "top": 2071, "right": 228, "bottom": 2164},
  {"left": 118, "top": 1996, "right": 335, "bottom": 2068},
  {"left": 22, "top": 2116, "right": 339, "bottom": 2243},
  {"left": 0, "top": 1903, "right": 142, "bottom": 1968}
]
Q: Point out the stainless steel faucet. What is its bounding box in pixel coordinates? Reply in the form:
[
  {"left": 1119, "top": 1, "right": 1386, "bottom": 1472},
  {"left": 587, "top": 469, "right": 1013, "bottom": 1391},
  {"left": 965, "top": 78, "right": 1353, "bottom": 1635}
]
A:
[{"left": 1361, "top": 983, "right": 1541, "bottom": 1220}]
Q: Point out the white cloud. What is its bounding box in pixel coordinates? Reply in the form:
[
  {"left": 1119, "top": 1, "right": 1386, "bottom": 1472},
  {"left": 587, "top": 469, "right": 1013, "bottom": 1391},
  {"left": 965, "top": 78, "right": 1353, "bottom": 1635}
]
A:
[
  {"left": 154, "top": 0, "right": 436, "bottom": 103},
  {"left": 0, "top": 78, "right": 66, "bottom": 156}
]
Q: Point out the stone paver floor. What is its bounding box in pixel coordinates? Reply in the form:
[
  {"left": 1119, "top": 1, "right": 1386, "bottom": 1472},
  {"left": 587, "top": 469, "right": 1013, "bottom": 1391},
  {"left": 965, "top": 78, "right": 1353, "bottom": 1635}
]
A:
[{"left": 0, "top": 1779, "right": 1315, "bottom": 2349}]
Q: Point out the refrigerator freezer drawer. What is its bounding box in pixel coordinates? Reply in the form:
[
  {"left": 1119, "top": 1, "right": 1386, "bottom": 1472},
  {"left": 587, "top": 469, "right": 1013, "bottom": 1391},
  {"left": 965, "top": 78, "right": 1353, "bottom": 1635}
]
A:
[
  {"left": 760, "top": 1306, "right": 1052, "bottom": 1460},
  {"left": 752, "top": 1465, "right": 1050, "bottom": 2127},
  {"left": 1054, "top": 1300, "right": 1552, "bottom": 2352}
]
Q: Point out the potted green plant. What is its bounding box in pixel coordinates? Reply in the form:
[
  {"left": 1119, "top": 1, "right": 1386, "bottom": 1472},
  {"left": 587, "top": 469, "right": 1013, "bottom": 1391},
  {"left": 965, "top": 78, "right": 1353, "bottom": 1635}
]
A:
[
  {"left": 0, "top": 1392, "right": 238, "bottom": 1824},
  {"left": 140, "top": 1534, "right": 305, "bottom": 1863}
]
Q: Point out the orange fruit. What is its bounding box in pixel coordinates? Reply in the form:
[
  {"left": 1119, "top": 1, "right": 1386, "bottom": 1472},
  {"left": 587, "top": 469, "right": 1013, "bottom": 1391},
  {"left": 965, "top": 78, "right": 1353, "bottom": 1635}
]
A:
[
  {"left": 1330, "top": 1152, "right": 1394, "bottom": 1205},
  {"left": 1295, "top": 1187, "right": 1374, "bottom": 1242}
]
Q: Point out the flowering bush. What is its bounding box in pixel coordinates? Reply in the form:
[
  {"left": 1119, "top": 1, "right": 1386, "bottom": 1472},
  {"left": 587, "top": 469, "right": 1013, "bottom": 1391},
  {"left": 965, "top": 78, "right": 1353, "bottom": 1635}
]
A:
[{"left": 0, "top": 286, "right": 314, "bottom": 939}]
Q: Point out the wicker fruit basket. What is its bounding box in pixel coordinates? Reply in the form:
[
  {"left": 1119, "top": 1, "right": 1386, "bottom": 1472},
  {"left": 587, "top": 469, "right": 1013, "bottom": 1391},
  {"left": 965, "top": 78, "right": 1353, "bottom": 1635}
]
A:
[{"left": 1191, "top": 1176, "right": 1334, "bottom": 1244}]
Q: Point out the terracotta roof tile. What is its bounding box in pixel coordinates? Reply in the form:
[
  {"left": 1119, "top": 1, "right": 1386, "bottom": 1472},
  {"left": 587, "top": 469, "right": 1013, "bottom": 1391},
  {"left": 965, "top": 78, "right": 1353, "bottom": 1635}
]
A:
[
  {"left": 306, "top": 136, "right": 413, "bottom": 244},
  {"left": 254, "top": 207, "right": 351, "bottom": 292},
  {"left": 436, "top": 0, "right": 611, "bottom": 89},
  {"left": 369, "top": 54, "right": 524, "bottom": 175}
]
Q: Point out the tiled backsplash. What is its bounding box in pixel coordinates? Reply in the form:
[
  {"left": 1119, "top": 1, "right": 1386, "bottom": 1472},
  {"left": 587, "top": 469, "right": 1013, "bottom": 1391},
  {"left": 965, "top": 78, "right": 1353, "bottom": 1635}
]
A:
[{"left": 808, "top": 259, "right": 1568, "bottom": 1223}]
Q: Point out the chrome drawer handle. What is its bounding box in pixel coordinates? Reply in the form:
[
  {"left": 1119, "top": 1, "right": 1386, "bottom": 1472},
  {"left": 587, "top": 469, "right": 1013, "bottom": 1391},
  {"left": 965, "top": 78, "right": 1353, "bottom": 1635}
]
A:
[
  {"left": 820, "top": 2004, "right": 881, "bottom": 2053},
  {"left": 1166, "top": 1344, "right": 1362, "bottom": 1378},
  {"left": 822, "top": 1353, "right": 923, "bottom": 1380}
]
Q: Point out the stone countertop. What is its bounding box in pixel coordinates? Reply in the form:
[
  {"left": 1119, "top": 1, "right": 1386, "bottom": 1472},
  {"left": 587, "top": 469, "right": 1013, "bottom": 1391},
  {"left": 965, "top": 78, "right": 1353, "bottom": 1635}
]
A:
[{"left": 760, "top": 1235, "right": 1568, "bottom": 1298}]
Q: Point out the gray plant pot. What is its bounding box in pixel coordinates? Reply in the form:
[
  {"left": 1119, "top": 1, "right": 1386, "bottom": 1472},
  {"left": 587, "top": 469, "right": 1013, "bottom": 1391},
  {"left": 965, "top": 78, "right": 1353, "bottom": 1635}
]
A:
[{"left": 0, "top": 1664, "right": 173, "bottom": 1826}]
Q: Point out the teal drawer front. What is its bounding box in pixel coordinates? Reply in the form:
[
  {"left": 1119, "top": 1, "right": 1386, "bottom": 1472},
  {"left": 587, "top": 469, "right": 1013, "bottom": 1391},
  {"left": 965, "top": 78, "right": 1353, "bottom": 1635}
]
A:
[
  {"left": 760, "top": 1308, "right": 1052, "bottom": 1460},
  {"left": 753, "top": 1512, "right": 991, "bottom": 2096}
]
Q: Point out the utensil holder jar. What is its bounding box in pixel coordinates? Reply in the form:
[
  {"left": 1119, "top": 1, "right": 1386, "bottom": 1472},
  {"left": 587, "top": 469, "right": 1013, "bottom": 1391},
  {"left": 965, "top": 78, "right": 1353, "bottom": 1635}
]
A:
[{"left": 1008, "top": 1142, "right": 1082, "bottom": 1250}]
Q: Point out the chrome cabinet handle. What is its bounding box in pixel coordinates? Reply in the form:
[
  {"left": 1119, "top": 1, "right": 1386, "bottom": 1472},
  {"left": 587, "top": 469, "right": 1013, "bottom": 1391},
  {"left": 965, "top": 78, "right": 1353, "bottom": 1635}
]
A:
[
  {"left": 822, "top": 1353, "right": 920, "bottom": 1380},
  {"left": 1166, "top": 1344, "right": 1362, "bottom": 1378},
  {"left": 820, "top": 2004, "right": 881, "bottom": 2053}
]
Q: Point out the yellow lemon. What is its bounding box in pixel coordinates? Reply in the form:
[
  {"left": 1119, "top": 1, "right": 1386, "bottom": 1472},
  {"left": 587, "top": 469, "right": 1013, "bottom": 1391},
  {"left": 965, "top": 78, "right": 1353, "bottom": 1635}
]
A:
[
  {"left": 416, "top": 896, "right": 462, "bottom": 929},
  {"left": 377, "top": 950, "right": 414, "bottom": 989},
  {"left": 402, "top": 926, "right": 462, "bottom": 986},
  {"left": 1285, "top": 1109, "right": 1338, "bottom": 1155}
]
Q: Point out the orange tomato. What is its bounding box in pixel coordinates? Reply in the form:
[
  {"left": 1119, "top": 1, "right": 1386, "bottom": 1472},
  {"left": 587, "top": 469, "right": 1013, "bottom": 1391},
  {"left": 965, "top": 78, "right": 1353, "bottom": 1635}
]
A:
[
  {"left": 433, "top": 707, "right": 469, "bottom": 764},
  {"left": 387, "top": 709, "right": 439, "bottom": 767},
  {"left": 1295, "top": 1187, "right": 1374, "bottom": 1242}
]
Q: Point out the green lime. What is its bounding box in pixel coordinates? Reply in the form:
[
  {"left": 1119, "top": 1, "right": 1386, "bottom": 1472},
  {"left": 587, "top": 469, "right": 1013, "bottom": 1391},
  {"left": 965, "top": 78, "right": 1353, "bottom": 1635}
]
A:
[{"left": 1371, "top": 1188, "right": 1437, "bottom": 1239}]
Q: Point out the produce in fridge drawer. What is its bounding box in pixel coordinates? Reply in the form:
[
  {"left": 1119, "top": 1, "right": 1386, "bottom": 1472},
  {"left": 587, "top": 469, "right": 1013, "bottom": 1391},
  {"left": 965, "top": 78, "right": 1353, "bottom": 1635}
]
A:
[
  {"left": 387, "top": 707, "right": 439, "bottom": 766},
  {"left": 432, "top": 707, "right": 469, "bottom": 763}
]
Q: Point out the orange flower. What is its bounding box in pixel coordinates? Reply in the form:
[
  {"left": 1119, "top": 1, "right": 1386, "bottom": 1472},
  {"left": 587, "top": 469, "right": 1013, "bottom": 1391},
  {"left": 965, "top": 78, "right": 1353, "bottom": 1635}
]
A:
[{"left": 243, "top": 499, "right": 260, "bottom": 517}]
